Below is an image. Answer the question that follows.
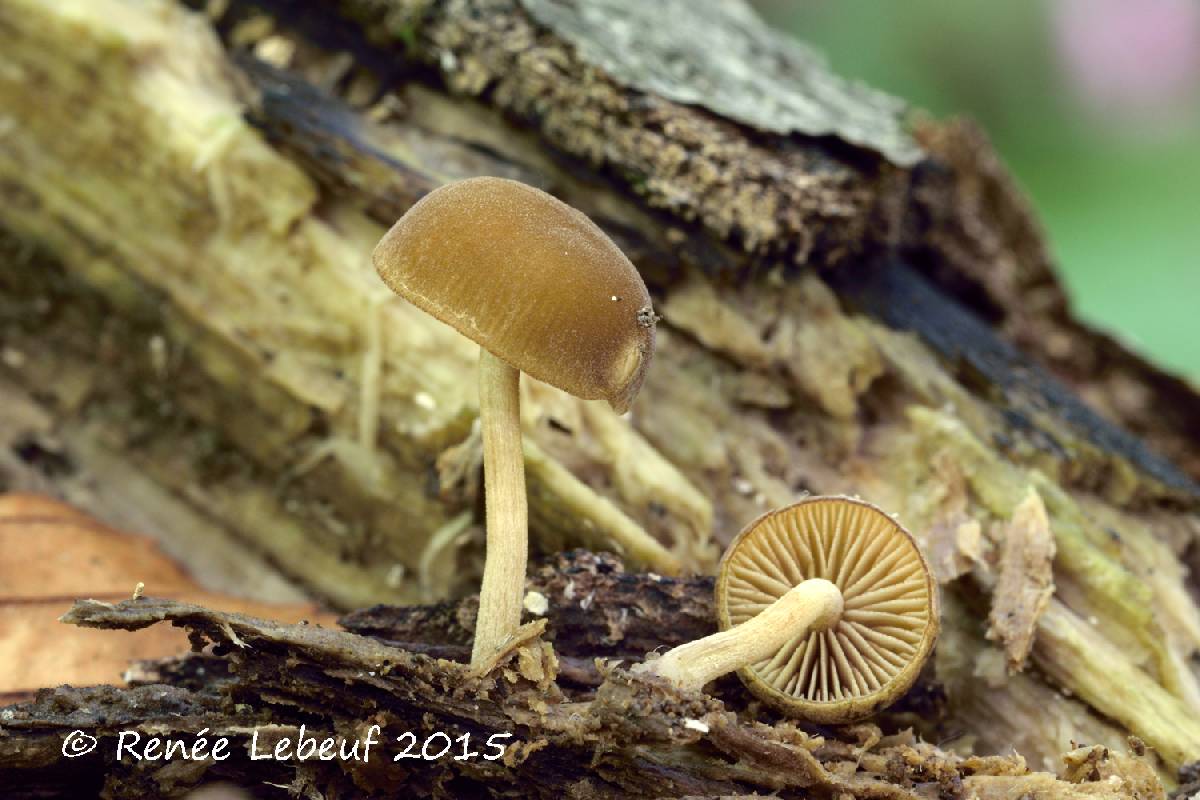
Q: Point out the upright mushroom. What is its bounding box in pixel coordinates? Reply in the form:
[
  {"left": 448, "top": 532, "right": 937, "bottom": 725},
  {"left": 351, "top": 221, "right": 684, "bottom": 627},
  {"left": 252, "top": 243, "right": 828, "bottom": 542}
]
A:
[
  {"left": 641, "top": 496, "right": 938, "bottom": 723},
  {"left": 372, "top": 177, "right": 657, "bottom": 668}
]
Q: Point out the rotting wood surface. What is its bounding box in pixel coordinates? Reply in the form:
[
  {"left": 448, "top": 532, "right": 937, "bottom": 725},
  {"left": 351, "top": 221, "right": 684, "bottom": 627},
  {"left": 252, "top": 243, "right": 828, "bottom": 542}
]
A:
[{"left": 0, "top": 553, "right": 1172, "bottom": 799}]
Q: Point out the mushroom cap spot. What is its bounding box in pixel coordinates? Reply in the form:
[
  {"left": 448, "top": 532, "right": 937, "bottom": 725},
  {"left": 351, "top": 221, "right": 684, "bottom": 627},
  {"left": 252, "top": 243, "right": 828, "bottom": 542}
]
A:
[
  {"left": 372, "top": 177, "right": 655, "bottom": 412},
  {"left": 716, "top": 496, "right": 939, "bottom": 723}
]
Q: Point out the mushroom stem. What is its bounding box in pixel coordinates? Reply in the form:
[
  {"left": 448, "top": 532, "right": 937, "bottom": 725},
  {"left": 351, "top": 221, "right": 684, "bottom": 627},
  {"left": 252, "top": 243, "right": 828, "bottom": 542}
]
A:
[
  {"left": 471, "top": 349, "right": 529, "bottom": 668},
  {"left": 644, "top": 579, "right": 844, "bottom": 692}
]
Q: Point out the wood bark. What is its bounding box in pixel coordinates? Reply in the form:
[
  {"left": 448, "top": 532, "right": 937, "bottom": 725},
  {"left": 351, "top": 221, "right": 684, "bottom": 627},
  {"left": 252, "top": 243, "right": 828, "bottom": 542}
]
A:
[
  {"left": 1, "top": 0, "right": 1198, "bottom": 796},
  {"left": 0, "top": 554, "right": 1170, "bottom": 800}
]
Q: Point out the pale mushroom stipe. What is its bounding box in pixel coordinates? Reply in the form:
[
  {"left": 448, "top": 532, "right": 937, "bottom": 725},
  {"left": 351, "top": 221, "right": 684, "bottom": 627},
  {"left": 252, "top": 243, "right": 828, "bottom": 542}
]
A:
[
  {"left": 372, "top": 177, "right": 657, "bottom": 668},
  {"left": 641, "top": 496, "right": 939, "bottom": 723}
]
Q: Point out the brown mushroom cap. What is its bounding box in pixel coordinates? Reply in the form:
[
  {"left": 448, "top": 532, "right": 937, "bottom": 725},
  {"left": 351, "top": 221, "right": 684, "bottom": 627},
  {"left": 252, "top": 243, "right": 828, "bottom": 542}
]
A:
[
  {"left": 716, "top": 496, "right": 939, "bottom": 723},
  {"left": 372, "top": 177, "right": 655, "bottom": 413}
]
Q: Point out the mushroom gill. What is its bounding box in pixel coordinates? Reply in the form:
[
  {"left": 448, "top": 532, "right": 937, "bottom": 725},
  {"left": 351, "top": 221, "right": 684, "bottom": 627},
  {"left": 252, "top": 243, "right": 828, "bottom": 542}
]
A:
[{"left": 718, "top": 496, "right": 938, "bottom": 722}]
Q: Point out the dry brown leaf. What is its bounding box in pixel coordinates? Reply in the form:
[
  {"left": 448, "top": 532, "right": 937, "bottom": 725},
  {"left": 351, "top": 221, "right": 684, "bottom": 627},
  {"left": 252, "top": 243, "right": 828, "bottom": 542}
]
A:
[{"left": 0, "top": 494, "right": 336, "bottom": 699}]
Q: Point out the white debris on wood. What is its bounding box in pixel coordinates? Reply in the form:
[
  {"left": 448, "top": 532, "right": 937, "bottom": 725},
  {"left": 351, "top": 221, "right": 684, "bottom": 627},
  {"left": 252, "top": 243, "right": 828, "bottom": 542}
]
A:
[{"left": 523, "top": 590, "right": 549, "bottom": 616}]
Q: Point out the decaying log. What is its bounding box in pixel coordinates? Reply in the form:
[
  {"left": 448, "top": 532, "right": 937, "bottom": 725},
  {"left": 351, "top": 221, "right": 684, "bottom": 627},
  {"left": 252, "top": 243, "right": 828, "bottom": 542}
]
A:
[
  {"left": 341, "top": 551, "right": 717, "bottom": 664},
  {"left": 0, "top": 554, "right": 1171, "bottom": 799},
  {"left": 1, "top": 0, "right": 1199, "bottom": 793}
]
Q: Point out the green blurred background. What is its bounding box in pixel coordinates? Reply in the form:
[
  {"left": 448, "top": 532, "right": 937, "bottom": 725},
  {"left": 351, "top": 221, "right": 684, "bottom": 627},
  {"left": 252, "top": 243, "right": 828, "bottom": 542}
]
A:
[{"left": 753, "top": 0, "right": 1200, "bottom": 381}]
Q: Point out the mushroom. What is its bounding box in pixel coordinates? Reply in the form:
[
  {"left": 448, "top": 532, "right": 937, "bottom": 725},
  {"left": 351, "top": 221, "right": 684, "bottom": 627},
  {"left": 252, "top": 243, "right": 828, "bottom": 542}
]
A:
[
  {"left": 372, "top": 177, "right": 656, "bottom": 668},
  {"left": 642, "top": 496, "right": 938, "bottom": 723}
]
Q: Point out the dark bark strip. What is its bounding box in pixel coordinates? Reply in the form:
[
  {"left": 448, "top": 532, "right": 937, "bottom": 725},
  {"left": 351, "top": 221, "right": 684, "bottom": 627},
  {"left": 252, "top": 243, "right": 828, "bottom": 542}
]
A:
[{"left": 0, "top": 553, "right": 1164, "bottom": 799}]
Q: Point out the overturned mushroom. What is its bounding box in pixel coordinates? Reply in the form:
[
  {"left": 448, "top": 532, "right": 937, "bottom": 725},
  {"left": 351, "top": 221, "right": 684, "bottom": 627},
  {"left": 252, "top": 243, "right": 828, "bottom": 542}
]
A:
[
  {"left": 373, "top": 177, "right": 657, "bottom": 668},
  {"left": 642, "top": 496, "right": 938, "bottom": 723}
]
